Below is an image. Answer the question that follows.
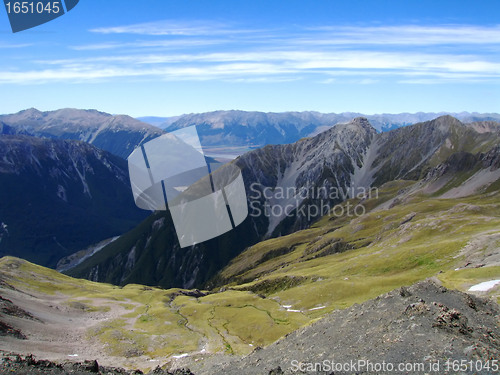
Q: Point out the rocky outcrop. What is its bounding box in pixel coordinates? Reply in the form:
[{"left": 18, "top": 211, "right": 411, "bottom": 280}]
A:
[{"left": 0, "top": 354, "right": 194, "bottom": 375}]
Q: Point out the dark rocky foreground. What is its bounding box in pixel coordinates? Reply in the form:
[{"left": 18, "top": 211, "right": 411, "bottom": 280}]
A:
[
  {"left": 1, "top": 280, "right": 499, "bottom": 375},
  {"left": 0, "top": 354, "right": 194, "bottom": 375}
]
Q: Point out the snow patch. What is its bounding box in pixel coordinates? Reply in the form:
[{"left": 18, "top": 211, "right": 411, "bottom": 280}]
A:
[
  {"left": 308, "top": 305, "right": 326, "bottom": 311},
  {"left": 468, "top": 280, "right": 500, "bottom": 292},
  {"left": 173, "top": 353, "right": 189, "bottom": 359}
]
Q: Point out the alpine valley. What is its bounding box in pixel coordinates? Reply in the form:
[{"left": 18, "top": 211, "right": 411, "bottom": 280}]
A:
[
  {"left": 0, "top": 108, "right": 499, "bottom": 374},
  {"left": 69, "top": 115, "right": 500, "bottom": 290}
]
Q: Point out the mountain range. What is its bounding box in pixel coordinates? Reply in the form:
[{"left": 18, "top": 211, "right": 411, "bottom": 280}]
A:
[
  {"left": 67, "top": 115, "right": 500, "bottom": 291},
  {"left": 0, "top": 108, "right": 499, "bottom": 374},
  {"left": 2, "top": 108, "right": 499, "bottom": 161},
  {"left": 1, "top": 108, "right": 498, "bottom": 288},
  {"left": 140, "top": 110, "right": 500, "bottom": 150}
]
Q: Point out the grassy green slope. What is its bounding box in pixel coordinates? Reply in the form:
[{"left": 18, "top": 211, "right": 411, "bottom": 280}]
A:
[
  {"left": 212, "top": 179, "right": 500, "bottom": 314},
  {"left": 0, "top": 256, "right": 308, "bottom": 361}
]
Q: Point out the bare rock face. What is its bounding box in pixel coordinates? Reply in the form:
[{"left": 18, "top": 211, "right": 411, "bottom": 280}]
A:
[{"left": 0, "top": 320, "right": 27, "bottom": 340}]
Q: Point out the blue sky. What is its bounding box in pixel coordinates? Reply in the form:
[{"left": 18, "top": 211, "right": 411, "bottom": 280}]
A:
[{"left": 0, "top": 0, "right": 498, "bottom": 117}]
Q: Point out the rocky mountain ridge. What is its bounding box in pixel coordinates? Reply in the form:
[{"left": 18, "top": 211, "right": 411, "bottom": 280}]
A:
[
  {"left": 160, "top": 110, "right": 500, "bottom": 148},
  {"left": 68, "top": 115, "right": 500, "bottom": 290},
  {"left": 0, "top": 108, "right": 164, "bottom": 159}
]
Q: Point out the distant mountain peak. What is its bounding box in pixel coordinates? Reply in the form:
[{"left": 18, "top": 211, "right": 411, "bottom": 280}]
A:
[
  {"left": 19, "top": 107, "right": 41, "bottom": 114},
  {"left": 324, "top": 116, "right": 377, "bottom": 140},
  {"left": 410, "top": 115, "right": 464, "bottom": 136},
  {"left": 51, "top": 108, "right": 111, "bottom": 118},
  {"left": 14, "top": 107, "right": 43, "bottom": 119},
  {"left": 431, "top": 114, "right": 463, "bottom": 126},
  {"left": 0, "top": 108, "right": 164, "bottom": 158},
  {"left": 348, "top": 116, "right": 376, "bottom": 131}
]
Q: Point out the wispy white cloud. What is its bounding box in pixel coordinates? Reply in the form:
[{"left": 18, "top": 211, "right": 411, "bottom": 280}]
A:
[
  {"left": 3, "top": 48, "right": 498, "bottom": 85},
  {"left": 1, "top": 21, "right": 499, "bottom": 86},
  {"left": 228, "top": 76, "right": 301, "bottom": 83},
  {"left": 0, "top": 42, "right": 33, "bottom": 49},
  {"left": 70, "top": 38, "right": 228, "bottom": 51},
  {"left": 34, "top": 50, "right": 500, "bottom": 74},
  {"left": 303, "top": 25, "right": 500, "bottom": 45},
  {"left": 0, "top": 61, "right": 295, "bottom": 84},
  {"left": 90, "top": 21, "right": 500, "bottom": 46},
  {"left": 89, "top": 20, "right": 255, "bottom": 36},
  {"left": 90, "top": 22, "right": 500, "bottom": 48},
  {"left": 358, "top": 78, "right": 380, "bottom": 84}
]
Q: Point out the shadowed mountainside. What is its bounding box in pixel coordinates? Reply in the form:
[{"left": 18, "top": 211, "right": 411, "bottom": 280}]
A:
[
  {"left": 0, "top": 135, "right": 148, "bottom": 267},
  {"left": 69, "top": 116, "right": 500, "bottom": 290}
]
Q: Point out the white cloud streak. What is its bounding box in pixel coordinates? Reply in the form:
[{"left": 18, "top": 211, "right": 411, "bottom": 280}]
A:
[
  {"left": 0, "top": 42, "right": 33, "bottom": 49},
  {"left": 2, "top": 49, "right": 499, "bottom": 85},
  {"left": 90, "top": 21, "right": 500, "bottom": 45},
  {"left": 70, "top": 38, "right": 228, "bottom": 51},
  {"left": 1, "top": 22, "right": 499, "bottom": 85},
  {"left": 303, "top": 25, "right": 500, "bottom": 45},
  {"left": 89, "top": 20, "right": 256, "bottom": 36}
]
